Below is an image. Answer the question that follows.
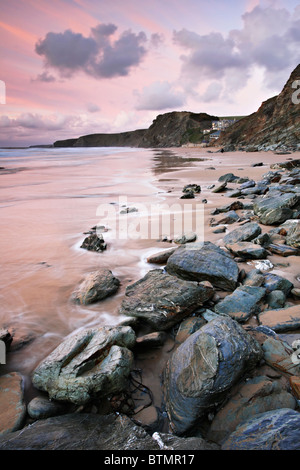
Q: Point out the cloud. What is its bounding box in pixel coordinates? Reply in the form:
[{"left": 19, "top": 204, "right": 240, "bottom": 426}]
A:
[
  {"left": 86, "top": 102, "right": 101, "bottom": 113},
  {"left": 35, "top": 23, "right": 148, "bottom": 79},
  {"left": 135, "top": 81, "right": 185, "bottom": 110},
  {"left": 173, "top": 5, "right": 300, "bottom": 92},
  {"left": 33, "top": 71, "right": 56, "bottom": 82}
]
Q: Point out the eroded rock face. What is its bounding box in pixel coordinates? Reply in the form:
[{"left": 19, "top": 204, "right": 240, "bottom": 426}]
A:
[
  {"left": 32, "top": 326, "right": 136, "bottom": 405},
  {"left": 166, "top": 242, "right": 239, "bottom": 291},
  {"left": 118, "top": 269, "right": 214, "bottom": 331},
  {"left": 163, "top": 316, "right": 262, "bottom": 435}
]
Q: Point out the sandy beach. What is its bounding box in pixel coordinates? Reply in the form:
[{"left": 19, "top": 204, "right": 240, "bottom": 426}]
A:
[{"left": 1, "top": 145, "right": 300, "bottom": 425}]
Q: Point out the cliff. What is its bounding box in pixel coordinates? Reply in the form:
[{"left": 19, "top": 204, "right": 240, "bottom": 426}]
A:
[
  {"left": 214, "top": 64, "right": 300, "bottom": 151},
  {"left": 53, "top": 111, "right": 218, "bottom": 148}
]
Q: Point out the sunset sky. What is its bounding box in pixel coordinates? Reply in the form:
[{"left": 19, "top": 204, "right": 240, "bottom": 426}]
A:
[{"left": 0, "top": 0, "right": 299, "bottom": 146}]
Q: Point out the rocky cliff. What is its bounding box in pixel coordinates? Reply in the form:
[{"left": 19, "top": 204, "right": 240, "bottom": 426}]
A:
[
  {"left": 214, "top": 64, "right": 300, "bottom": 152},
  {"left": 53, "top": 111, "right": 218, "bottom": 148}
]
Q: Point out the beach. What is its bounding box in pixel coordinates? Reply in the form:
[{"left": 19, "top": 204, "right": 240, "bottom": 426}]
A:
[{"left": 1, "top": 145, "right": 300, "bottom": 441}]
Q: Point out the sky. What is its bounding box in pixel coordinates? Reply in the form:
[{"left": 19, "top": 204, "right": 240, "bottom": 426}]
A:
[{"left": 0, "top": 0, "right": 299, "bottom": 146}]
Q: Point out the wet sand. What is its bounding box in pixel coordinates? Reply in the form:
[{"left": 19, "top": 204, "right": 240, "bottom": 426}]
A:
[{"left": 0, "top": 145, "right": 300, "bottom": 409}]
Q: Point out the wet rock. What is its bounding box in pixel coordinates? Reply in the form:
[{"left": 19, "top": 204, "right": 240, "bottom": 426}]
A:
[
  {"left": 253, "top": 192, "right": 300, "bottom": 225},
  {"left": 80, "top": 232, "right": 107, "bottom": 252},
  {"left": 174, "top": 232, "right": 197, "bottom": 244},
  {"left": 0, "top": 372, "right": 26, "bottom": 436},
  {"left": 240, "top": 179, "right": 256, "bottom": 190},
  {"left": 147, "top": 247, "right": 177, "bottom": 264},
  {"left": 226, "top": 241, "right": 268, "bottom": 260},
  {"left": 163, "top": 316, "right": 262, "bottom": 435},
  {"left": 214, "top": 286, "right": 266, "bottom": 322},
  {"left": 166, "top": 241, "right": 239, "bottom": 291},
  {"left": 32, "top": 326, "right": 136, "bottom": 405},
  {"left": 243, "top": 269, "right": 265, "bottom": 287},
  {"left": 119, "top": 269, "right": 214, "bottom": 331},
  {"left": 207, "top": 376, "right": 296, "bottom": 444},
  {"left": 0, "top": 413, "right": 160, "bottom": 450},
  {"left": 71, "top": 269, "right": 120, "bottom": 305},
  {"left": 212, "top": 182, "right": 227, "bottom": 193},
  {"left": 175, "top": 316, "right": 206, "bottom": 344},
  {"left": 210, "top": 210, "right": 240, "bottom": 226},
  {"left": 213, "top": 200, "right": 244, "bottom": 213},
  {"left": 267, "top": 244, "right": 299, "bottom": 256},
  {"left": 182, "top": 183, "right": 201, "bottom": 194},
  {"left": 27, "top": 396, "right": 68, "bottom": 420},
  {"left": 152, "top": 432, "right": 220, "bottom": 450},
  {"left": 223, "top": 222, "right": 261, "bottom": 245},
  {"left": 262, "top": 272, "right": 293, "bottom": 296},
  {"left": 266, "top": 290, "right": 286, "bottom": 309},
  {"left": 222, "top": 408, "right": 300, "bottom": 450},
  {"left": 258, "top": 305, "right": 300, "bottom": 332},
  {"left": 180, "top": 191, "right": 194, "bottom": 199}
]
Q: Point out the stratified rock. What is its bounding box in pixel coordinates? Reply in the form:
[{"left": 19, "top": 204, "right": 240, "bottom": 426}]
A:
[
  {"left": 268, "top": 244, "right": 299, "bottom": 256},
  {"left": 175, "top": 316, "right": 206, "bottom": 344},
  {"left": 253, "top": 192, "right": 300, "bottom": 225},
  {"left": 0, "top": 372, "right": 26, "bottom": 436},
  {"left": 258, "top": 305, "right": 300, "bottom": 332},
  {"left": 222, "top": 409, "right": 300, "bottom": 450},
  {"left": 166, "top": 241, "right": 239, "bottom": 291},
  {"left": 286, "top": 220, "right": 300, "bottom": 248},
  {"left": 71, "top": 269, "right": 120, "bottom": 305},
  {"left": 214, "top": 286, "right": 266, "bottom": 322},
  {"left": 226, "top": 241, "right": 267, "bottom": 259},
  {"left": 118, "top": 269, "right": 214, "bottom": 331},
  {"left": 223, "top": 222, "right": 262, "bottom": 246},
  {"left": 207, "top": 376, "right": 296, "bottom": 444},
  {"left": 32, "top": 326, "right": 136, "bottom": 405},
  {"left": 163, "top": 316, "right": 262, "bottom": 435},
  {"left": 0, "top": 413, "right": 160, "bottom": 450}
]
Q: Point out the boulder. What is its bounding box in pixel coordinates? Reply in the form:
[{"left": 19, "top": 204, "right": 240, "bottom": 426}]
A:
[
  {"left": 166, "top": 241, "right": 239, "bottom": 291},
  {"left": 118, "top": 269, "right": 214, "bottom": 331},
  {"left": 226, "top": 241, "right": 268, "bottom": 259},
  {"left": 258, "top": 305, "right": 300, "bottom": 332},
  {"left": 147, "top": 247, "right": 177, "bottom": 264},
  {"left": 0, "top": 372, "right": 26, "bottom": 436},
  {"left": 222, "top": 408, "right": 300, "bottom": 450},
  {"left": 223, "top": 222, "right": 262, "bottom": 246},
  {"left": 71, "top": 269, "right": 120, "bottom": 305},
  {"left": 262, "top": 273, "right": 293, "bottom": 296},
  {"left": 214, "top": 285, "right": 266, "bottom": 322},
  {"left": 163, "top": 316, "right": 262, "bottom": 435},
  {"left": 253, "top": 192, "right": 300, "bottom": 225},
  {"left": 32, "top": 326, "right": 136, "bottom": 405},
  {"left": 207, "top": 376, "right": 296, "bottom": 444}
]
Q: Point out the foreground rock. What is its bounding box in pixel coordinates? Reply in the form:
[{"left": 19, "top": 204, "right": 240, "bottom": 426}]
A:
[
  {"left": 253, "top": 191, "right": 300, "bottom": 225},
  {"left": 226, "top": 241, "right": 267, "bottom": 259},
  {"left": 223, "top": 222, "right": 261, "bottom": 246},
  {"left": 222, "top": 409, "right": 300, "bottom": 450},
  {"left": 258, "top": 305, "right": 300, "bottom": 332},
  {"left": 214, "top": 285, "right": 266, "bottom": 322},
  {"left": 207, "top": 376, "right": 296, "bottom": 444},
  {"left": 119, "top": 269, "right": 214, "bottom": 330},
  {"left": 71, "top": 269, "right": 120, "bottom": 305},
  {"left": 166, "top": 241, "right": 239, "bottom": 291},
  {"left": 32, "top": 326, "right": 136, "bottom": 405},
  {"left": 0, "top": 372, "right": 26, "bottom": 436},
  {"left": 163, "top": 316, "right": 262, "bottom": 435}
]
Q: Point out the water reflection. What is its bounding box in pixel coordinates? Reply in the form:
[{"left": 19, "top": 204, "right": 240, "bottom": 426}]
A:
[{"left": 151, "top": 149, "right": 208, "bottom": 175}]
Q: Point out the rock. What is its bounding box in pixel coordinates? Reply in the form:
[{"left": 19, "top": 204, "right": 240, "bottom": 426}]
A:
[
  {"left": 134, "top": 332, "right": 167, "bottom": 349},
  {"left": 0, "top": 328, "right": 13, "bottom": 351},
  {"left": 80, "top": 232, "right": 106, "bottom": 252},
  {"left": 212, "top": 182, "right": 227, "bottom": 193},
  {"left": 182, "top": 183, "right": 201, "bottom": 194},
  {"left": 258, "top": 305, "right": 300, "bottom": 332},
  {"left": 0, "top": 413, "right": 161, "bottom": 450},
  {"left": 218, "top": 173, "right": 238, "bottom": 183},
  {"left": 214, "top": 286, "right": 266, "bottom": 322},
  {"left": 27, "top": 396, "right": 68, "bottom": 420},
  {"left": 212, "top": 226, "right": 226, "bottom": 234},
  {"left": 180, "top": 191, "right": 194, "bottom": 199},
  {"left": 226, "top": 241, "right": 268, "bottom": 259},
  {"left": 0, "top": 372, "right": 26, "bottom": 436},
  {"left": 222, "top": 409, "right": 300, "bottom": 450},
  {"left": 267, "top": 244, "right": 299, "bottom": 256},
  {"left": 175, "top": 316, "right": 206, "bottom": 344},
  {"left": 146, "top": 247, "right": 177, "bottom": 264},
  {"left": 152, "top": 432, "right": 220, "bottom": 450},
  {"left": 210, "top": 210, "right": 240, "bottom": 226},
  {"left": 253, "top": 192, "right": 300, "bottom": 225},
  {"left": 286, "top": 221, "right": 300, "bottom": 248},
  {"left": 266, "top": 290, "right": 286, "bottom": 309},
  {"left": 163, "top": 316, "right": 262, "bottom": 435},
  {"left": 174, "top": 232, "right": 197, "bottom": 244},
  {"left": 253, "top": 259, "right": 274, "bottom": 271},
  {"left": 120, "top": 206, "right": 138, "bottom": 214},
  {"left": 32, "top": 326, "right": 136, "bottom": 405},
  {"left": 262, "top": 273, "right": 293, "bottom": 296},
  {"left": 243, "top": 269, "right": 265, "bottom": 287},
  {"left": 289, "top": 376, "right": 300, "bottom": 399},
  {"left": 207, "top": 376, "right": 296, "bottom": 444},
  {"left": 71, "top": 269, "right": 120, "bottom": 305},
  {"left": 118, "top": 269, "right": 214, "bottom": 331},
  {"left": 240, "top": 179, "right": 256, "bottom": 190},
  {"left": 166, "top": 241, "right": 239, "bottom": 291},
  {"left": 214, "top": 201, "right": 244, "bottom": 213},
  {"left": 223, "top": 222, "right": 261, "bottom": 245}
]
